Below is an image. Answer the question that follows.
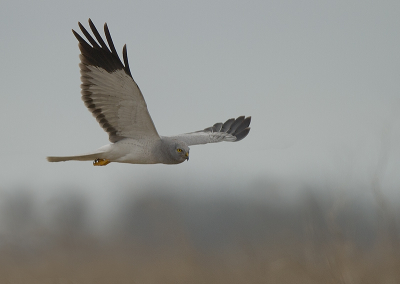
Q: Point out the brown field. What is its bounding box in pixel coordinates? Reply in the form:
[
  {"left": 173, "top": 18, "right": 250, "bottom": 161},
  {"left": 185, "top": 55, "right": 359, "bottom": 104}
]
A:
[{"left": 0, "top": 186, "right": 399, "bottom": 284}]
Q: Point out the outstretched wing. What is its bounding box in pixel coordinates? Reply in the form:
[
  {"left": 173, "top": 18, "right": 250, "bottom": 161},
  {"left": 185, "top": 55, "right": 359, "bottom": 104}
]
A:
[
  {"left": 169, "top": 116, "right": 251, "bottom": 146},
  {"left": 72, "top": 19, "right": 159, "bottom": 143}
]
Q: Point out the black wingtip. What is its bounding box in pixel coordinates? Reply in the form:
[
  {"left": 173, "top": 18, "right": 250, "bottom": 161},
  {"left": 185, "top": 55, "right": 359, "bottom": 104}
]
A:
[
  {"left": 104, "top": 22, "right": 118, "bottom": 56},
  {"left": 235, "top": 127, "right": 250, "bottom": 142},
  {"left": 89, "top": 19, "right": 110, "bottom": 51},
  {"left": 227, "top": 116, "right": 245, "bottom": 134},
  {"left": 212, "top": 122, "right": 223, "bottom": 132},
  {"left": 203, "top": 115, "right": 251, "bottom": 141},
  {"left": 233, "top": 116, "right": 251, "bottom": 135},
  {"left": 221, "top": 118, "right": 235, "bottom": 132},
  {"left": 123, "top": 44, "right": 132, "bottom": 77},
  {"left": 77, "top": 21, "right": 84, "bottom": 33},
  {"left": 73, "top": 19, "right": 132, "bottom": 78},
  {"left": 72, "top": 28, "right": 92, "bottom": 51}
]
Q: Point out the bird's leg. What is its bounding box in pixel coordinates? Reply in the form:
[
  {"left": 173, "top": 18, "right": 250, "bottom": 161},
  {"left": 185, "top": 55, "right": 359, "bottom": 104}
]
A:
[{"left": 93, "top": 159, "right": 111, "bottom": 166}]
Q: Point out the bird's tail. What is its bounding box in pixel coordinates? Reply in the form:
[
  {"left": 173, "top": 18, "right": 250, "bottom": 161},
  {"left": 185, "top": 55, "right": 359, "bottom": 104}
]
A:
[{"left": 47, "top": 152, "right": 104, "bottom": 162}]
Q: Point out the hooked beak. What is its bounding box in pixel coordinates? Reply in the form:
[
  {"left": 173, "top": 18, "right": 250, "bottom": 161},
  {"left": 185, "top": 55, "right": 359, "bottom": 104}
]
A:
[{"left": 185, "top": 152, "right": 189, "bottom": 161}]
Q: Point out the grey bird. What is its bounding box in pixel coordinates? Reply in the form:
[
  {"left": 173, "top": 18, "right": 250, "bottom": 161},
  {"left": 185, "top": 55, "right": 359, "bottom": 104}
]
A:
[{"left": 47, "top": 19, "right": 251, "bottom": 166}]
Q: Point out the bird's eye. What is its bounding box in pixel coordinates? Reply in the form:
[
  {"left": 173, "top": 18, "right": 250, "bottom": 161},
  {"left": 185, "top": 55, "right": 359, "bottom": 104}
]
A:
[{"left": 177, "top": 148, "right": 182, "bottom": 152}]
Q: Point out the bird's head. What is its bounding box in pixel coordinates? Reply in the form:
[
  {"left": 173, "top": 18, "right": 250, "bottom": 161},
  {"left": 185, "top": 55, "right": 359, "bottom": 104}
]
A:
[{"left": 171, "top": 141, "right": 190, "bottom": 163}]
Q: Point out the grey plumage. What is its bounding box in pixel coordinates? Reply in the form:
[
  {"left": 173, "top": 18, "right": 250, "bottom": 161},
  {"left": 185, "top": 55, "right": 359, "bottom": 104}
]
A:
[
  {"left": 170, "top": 116, "right": 251, "bottom": 146},
  {"left": 47, "top": 19, "right": 251, "bottom": 166}
]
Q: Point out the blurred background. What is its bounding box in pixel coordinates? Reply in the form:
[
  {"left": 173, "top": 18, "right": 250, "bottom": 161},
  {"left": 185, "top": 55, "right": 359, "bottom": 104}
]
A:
[{"left": 1, "top": 0, "right": 400, "bottom": 283}]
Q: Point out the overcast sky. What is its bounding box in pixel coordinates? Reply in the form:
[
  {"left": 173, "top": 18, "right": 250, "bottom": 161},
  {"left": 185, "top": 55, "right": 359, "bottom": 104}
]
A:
[{"left": 1, "top": 1, "right": 399, "bottom": 203}]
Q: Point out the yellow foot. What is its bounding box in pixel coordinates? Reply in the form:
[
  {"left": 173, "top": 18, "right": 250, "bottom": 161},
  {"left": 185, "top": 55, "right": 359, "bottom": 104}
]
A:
[{"left": 93, "top": 159, "right": 111, "bottom": 166}]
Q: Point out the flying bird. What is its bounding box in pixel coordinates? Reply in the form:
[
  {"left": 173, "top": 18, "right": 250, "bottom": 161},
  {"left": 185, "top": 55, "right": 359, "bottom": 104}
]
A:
[{"left": 47, "top": 19, "right": 251, "bottom": 166}]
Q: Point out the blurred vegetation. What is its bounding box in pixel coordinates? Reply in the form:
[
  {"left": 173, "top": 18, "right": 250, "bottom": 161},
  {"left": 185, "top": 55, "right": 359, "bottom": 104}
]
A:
[{"left": 0, "top": 182, "right": 399, "bottom": 284}]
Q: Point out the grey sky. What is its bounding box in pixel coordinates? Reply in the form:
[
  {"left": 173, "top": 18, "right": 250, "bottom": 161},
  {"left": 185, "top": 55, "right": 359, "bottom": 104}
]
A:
[{"left": 1, "top": 1, "right": 399, "bottom": 201}]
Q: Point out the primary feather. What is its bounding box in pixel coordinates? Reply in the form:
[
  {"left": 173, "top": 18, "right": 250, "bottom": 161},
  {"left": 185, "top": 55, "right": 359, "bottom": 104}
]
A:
[
  {"left": 73, "top": 19, "right": 159, "bottom": 143},
  {"left": 168, "top": 116, "right": 251, "bottom": 146}
]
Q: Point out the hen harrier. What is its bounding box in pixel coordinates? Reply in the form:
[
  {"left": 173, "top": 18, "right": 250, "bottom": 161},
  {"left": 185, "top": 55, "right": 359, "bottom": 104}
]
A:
[{"left": 47, "top": 19, "right": 251, "bottom": 166}]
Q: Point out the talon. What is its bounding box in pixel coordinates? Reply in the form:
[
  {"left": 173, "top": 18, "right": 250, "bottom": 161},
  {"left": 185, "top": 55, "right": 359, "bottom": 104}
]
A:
[{"left": 93, "top": 159, "right": 111, "bottom": 166}]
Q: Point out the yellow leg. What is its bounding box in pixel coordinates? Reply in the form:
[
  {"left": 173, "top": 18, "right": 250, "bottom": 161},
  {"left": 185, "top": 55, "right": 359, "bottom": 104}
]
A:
[{"left": 93, "top": 159, "right": 111, "bottom": 166}]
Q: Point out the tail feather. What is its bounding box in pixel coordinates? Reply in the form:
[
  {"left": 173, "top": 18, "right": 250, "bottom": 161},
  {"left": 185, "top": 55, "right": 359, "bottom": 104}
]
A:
[{"left": 47, "top": 152, "right": 103, "bottom": 162}]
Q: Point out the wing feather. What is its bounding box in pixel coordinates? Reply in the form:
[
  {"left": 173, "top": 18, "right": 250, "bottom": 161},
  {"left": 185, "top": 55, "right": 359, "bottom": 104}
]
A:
[
  {"left": 72, "top": 19, "right": 159, "bottom": 142},
  {"left": 168, "top": 116, "right": 251, "bottom": 146}
]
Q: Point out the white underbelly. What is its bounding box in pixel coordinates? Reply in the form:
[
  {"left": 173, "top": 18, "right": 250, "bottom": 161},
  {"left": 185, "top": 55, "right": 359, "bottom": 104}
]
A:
[{"left": 103, "top": 139, "right": 160, "bottom": 164}]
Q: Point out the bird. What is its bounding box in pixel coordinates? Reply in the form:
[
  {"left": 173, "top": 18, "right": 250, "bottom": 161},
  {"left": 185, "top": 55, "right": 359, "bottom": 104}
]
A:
[{"left": 47, "top": 19, "right": 251, "bottom": 166}]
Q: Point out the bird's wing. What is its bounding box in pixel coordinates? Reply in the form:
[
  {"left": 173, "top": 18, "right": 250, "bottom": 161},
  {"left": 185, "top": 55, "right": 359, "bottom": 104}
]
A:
[
  {"left": 72, "top": 19, "right": 160, "bottom": 143},
  {"left": 168, "top": 116, "right": 251, "bottom": 146}
]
